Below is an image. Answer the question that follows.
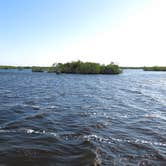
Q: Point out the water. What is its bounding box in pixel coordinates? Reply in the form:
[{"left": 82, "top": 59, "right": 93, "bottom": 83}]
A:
[{"left": 0, "top": 69, "right": 165, "bottom": 165}]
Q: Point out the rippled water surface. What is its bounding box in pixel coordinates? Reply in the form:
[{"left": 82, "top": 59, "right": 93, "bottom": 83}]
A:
[{"left": 0, "top": 69, "right": 166, "bottom": 166}]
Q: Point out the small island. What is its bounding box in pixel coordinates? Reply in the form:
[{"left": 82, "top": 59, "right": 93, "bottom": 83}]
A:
[
  {"left": 143, "top": 66, "right": 166, "bottom": 71},
  {"left": 32, "top": 61, "right": 122, "bottom": 74}
]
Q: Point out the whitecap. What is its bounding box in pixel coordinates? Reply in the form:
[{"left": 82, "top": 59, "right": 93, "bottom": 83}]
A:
[
  {"left": 31, "top": 105, "right": 40, "bottom": 110},
  {"left": 26, "top": 129, "right": 34, "bottom": 134},
  {"left": 144, "top": 113, "right": 166, "bottom": 120},
  {"left": 83, "top": 134, "right": 166, "bottom": 147},
  {"left": 0, "top": 128, "right": 57, "bottom": 138},
  {"left": 47, "top": 106, "right": 57, "bottom": 109}
]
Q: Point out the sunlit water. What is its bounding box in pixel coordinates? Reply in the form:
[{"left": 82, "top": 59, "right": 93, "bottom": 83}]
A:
[{"left": 0, "top": 69, "right": 165, "bottom": 166}]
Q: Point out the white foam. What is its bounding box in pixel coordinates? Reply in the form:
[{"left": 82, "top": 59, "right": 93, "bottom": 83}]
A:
[
  {"left": 26, "top": 129, "right": 34, "bottom": 134},
  {"left": 0, "top": 128, "right": 165, "bottom": 147},
  {"left": 87, "top": 111, "right": 166, "bottom": 121},
  {"left": 144, "top": 113, "right": 166, "bottom": 120},
  {"left": 49, "top": 132, "right": 57, "bottom": 137},
  {"left": 83, "top": 134, "right": 166, "bottom": 147},
  {"left": 87, "top": 111, "right": 132, "bottom": 119},
  {"left": 31, "top": 105, "right": 40, "bottom": 110},
  {"left": 25, "top": 129, "right": 56, "bottom": 136},
  {"left": 0, "top": 128, "right": 57, "bottom": 137},
  {"left": 47, "top": 106, "right": 57, "bottom": 109},
  {"left": 0, "top": 129, "right": 17, "bottom": 133}
]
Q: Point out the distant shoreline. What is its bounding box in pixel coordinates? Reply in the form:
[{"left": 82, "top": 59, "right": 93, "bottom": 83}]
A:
[
  {"left": 143, "top": 66, "right": 166, "bottom": 71},
  {"left": 32, "top": 61, "right": 122, "bottom": 74},
  {"left": 1, "top": 65, "right": 166, "bottom": 72}
]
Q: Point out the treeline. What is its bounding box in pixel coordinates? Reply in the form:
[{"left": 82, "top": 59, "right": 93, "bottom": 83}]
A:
[
  {"left": 0, "top": 66, "right": 31, "bottom": 69},
  {"left": 143, "top": 66, "right": 166, "bottom": 71},
  {"left": 53, "top": 61, "right": 121, "bottom": 74},
  {"left": 0, "top": 61, "right": 122, "bottom": 74},
  {"left": 121, "top": 67, "right": 143, "bottom": 69},
  {"left": 32, "top": 67, "right": 51, "bottom": 72},
  {"left": 2, "top": 64, "right": 166, "bottom": 72}
]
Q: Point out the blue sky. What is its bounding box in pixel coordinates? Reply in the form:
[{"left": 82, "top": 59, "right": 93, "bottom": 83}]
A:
[{"left": 0, "top": 0, "right": 165, "bottom": 66}]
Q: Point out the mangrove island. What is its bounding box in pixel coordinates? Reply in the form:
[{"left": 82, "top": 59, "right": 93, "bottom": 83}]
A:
[{"left": 32, "top": 61, "right": 122, "bottom": 74}]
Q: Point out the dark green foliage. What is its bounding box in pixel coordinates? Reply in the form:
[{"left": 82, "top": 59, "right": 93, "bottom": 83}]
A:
[
  {"left": 0, "top": 66, "right": 31, "bottom": 69},
  {"left": 0, "top": 66, "right": 17, "bottom": 69},
  {"left": 32, "top": 67, "right": 51, "bottom": 72},
  {"left": 54, "top": 61, "right": 121, "bottom": 74},
  {"left": 143, "top": 66, "right": 166, "bottom": 71},
  {"left": 79, "top": 62, "right": 100, "bottom": 74},
  {"left": 47, "top": 67, "right": 56, "bottom": 73},
  {"left": 100, "top": 63, "right": 121, "bottom": 74},
  {"left": 0, "top": 61, "right": 122, "bottom": 74},
  {"left": 32, "top": 67, "right": 45, "bottom": 72},
  {"left": 31, "top": 66, "right": 58, "bottom": 73},
  {"left": 121, "top": 67, "right": 143, "bottom": 69}
]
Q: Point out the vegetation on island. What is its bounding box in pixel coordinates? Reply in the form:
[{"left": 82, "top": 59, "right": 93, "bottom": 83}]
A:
[
  {"left": 2, "top": 64, "right": 166, "bottom": 73},
  {"left": 121, "top": 67, "right": 143, "bottom": 69},
  {"left": 31, "top": 66, "right": 57, "bottom": 73},
  {"left": 0, "top": 66, "right": 17, "bottom": 69},
  {"left": 143, "top": 66, "right": 166, "bottom": 71},
  {"left": 32, "top": 67, "right": 49, "bottom": 72},
  {"left": 0, "top": 61, "right": 122, "bottom": 74},
  {"left": 0, "top": 66, "right": 31, "bottom": 69},
  {"left": 52, "top": 61, "right": 122, "bottom": 74}
]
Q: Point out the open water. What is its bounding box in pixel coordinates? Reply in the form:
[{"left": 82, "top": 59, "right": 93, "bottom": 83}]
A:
[{"left": 0, "top": 69, "right": 165, "bottom": 165}]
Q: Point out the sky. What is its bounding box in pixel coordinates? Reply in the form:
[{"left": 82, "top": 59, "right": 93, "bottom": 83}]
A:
[{"left": 0, "top": 0, "right": 165, "bottom": 66}]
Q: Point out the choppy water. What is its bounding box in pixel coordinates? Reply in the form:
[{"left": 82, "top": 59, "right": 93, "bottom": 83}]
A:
[{"left": 0, "top": 69, "right": 166, "bottom": 166}]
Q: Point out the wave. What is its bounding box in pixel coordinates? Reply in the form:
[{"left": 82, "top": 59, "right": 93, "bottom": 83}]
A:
[
  {"left": 83, "top": 134, "right": 166, "bottom": 147},
  {"left": 0, "top": 128, "right": 166, "bottom": 148},
  {"left": 0, "top": 128, "right": 57, "bottom": 137},
  {"left": 82, "top": 111, "right": 166, "bottom": 122},
  {"left": 144, "top": 112, "right": 166, "bottom": 121}
]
